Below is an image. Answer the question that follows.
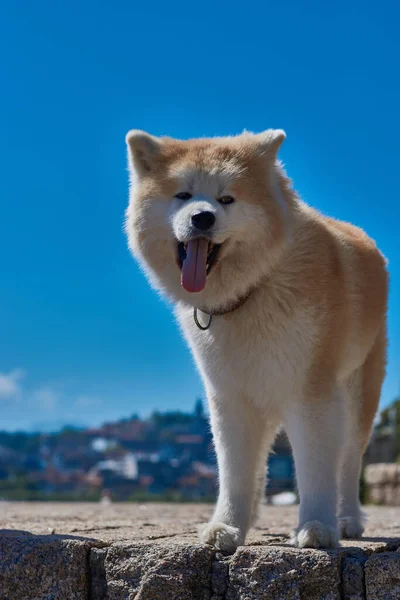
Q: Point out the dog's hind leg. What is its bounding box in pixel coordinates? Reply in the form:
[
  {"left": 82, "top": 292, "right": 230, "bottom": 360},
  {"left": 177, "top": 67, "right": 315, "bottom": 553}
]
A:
[
  {"left": 199, "top": 394, "right": 277, "bottom": 552},
  {"left": 338, "top": 325, "right": 386, "bottom": 539},
  {"left": 250, "top": 428, "right": 280, "bottom": 525}
]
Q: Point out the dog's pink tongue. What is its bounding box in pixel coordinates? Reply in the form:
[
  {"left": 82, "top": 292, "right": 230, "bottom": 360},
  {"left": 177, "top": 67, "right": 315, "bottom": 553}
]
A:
[{"left": 181, "top": 239, "right": 208, "bottom": 293}]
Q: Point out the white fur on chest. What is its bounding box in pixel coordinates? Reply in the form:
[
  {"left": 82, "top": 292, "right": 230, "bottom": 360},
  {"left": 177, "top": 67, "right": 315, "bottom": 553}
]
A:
[{"left": 176, "top": 295, "right": 317, "bottom": 414}]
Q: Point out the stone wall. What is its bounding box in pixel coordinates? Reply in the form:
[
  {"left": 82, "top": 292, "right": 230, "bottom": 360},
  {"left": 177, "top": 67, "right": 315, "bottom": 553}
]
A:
[
  {"left": 1, "top": 502, "right": 400, "bottom": 599},
  {"left": 364, "top": 463, "right": 400, "bottom": 505}
]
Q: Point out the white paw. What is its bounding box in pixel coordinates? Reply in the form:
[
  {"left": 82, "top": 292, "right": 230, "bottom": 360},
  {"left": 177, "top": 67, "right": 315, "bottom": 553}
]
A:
[
  {"left": 198, "top": 521, "right": 242, "bottom": 552},
  {"left": 339, "top": 515, "right": 365, "bottom": 539},
  {"left": 290, "top": 520, "right": 339, "bottom": 549}
]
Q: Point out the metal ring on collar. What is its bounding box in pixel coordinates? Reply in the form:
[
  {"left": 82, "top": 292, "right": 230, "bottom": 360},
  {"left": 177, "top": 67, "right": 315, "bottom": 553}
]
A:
[{"left": 193, "top": 307, "right": 212, "bottom": 330}]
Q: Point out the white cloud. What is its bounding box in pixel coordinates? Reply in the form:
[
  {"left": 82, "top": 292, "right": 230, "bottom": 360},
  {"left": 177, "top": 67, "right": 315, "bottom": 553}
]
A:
[
  {"left": 0, "top": 369, "right": 25, "bottom": 401},
  {"left": 1, "top": 367, "right": 105, "bottom": 429},
  {"left": 74, "top": 395, "right": 101, "bottom": 409},
  {"left": 32, "top": 386, "right": 58, "bottom": 411}
]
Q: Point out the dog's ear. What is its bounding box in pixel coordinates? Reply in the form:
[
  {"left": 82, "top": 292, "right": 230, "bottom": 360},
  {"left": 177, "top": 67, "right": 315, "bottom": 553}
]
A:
[
  {"left": 254, "top": 129, "right": 286, "bottom": 157},
  {"left": 126, "top": 130, "right": 161, "bottom": 176}
]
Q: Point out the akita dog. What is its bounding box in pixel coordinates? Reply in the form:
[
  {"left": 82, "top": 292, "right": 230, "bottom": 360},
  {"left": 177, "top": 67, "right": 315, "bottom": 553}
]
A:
[{"left": 125, "top": 129, "right": 388, "bottom": 550}]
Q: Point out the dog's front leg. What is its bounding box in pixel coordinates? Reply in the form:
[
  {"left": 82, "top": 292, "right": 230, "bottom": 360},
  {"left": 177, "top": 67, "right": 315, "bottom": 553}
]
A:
[{"left": 199, "top": 394, "right": 275, "bottom": 552}]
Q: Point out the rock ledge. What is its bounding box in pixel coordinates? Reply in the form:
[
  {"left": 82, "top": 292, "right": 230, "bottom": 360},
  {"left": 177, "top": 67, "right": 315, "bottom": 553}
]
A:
[{"left": 1, "top": 502, "right": 400, "bottom": 599}]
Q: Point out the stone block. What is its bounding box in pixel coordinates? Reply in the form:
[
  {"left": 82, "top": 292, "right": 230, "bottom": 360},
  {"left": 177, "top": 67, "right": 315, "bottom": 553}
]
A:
[
  {"left": 365, "top": 552, "right": 400, "bottom": 600},
  {"left": 226, "top": 546, "right": 341, "bottom": 600},
  {"left": 0, "top": 534, "right": 90, "bottom": 600}
]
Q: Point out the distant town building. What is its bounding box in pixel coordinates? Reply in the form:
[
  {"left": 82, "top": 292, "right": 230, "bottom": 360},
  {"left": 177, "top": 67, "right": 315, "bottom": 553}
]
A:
[{"left": 0, "top": 399, "right": 298, "bottom": 501}]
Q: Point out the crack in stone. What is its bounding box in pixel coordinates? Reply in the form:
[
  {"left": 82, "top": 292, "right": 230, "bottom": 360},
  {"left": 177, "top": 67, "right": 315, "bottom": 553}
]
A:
[
  {"left": 146, "top": 532, "right": 188, "bottom": 540},
  {"left": 89, "top": 546, "right": 110, "bottom": 600},
  {"left": 70, "top": 525, "right": 127, "bottom": 533},
  {"left": 209, "top": 551, "right": 231, "bottom": 600}
]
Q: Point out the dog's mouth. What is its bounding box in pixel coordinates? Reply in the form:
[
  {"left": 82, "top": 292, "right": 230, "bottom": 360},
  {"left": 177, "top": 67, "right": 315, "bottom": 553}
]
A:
[{"left": 177, "top": 239, "right": 222, "bottom": 293}]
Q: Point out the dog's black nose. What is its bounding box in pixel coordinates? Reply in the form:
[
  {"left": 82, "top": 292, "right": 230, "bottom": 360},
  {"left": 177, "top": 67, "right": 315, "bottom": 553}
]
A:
[{"left": 191, "top": 211, "right": 216, "bottom": 231}]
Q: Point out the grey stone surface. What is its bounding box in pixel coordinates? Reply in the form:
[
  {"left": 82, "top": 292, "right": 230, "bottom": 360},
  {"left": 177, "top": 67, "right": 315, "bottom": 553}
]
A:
[
  {"left": 365, "top": 552, "right": 400, "bottom": 600},
  {"left": 2, "top": 503, "right": 400, "bottom": 599},
  {"left": 2, "top": 502, "right": 400, "bottom": 546}
]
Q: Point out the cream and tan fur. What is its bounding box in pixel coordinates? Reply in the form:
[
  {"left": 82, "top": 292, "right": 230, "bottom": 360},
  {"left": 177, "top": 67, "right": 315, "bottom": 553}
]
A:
[{"left": 125, "top": 129, "right": 388, "bottom": 550}]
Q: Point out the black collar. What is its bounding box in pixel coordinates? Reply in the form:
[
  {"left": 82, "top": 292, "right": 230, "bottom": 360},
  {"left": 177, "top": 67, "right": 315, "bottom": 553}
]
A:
[{"left": 192, "top": 288, "right": 254, "bottom": 330}]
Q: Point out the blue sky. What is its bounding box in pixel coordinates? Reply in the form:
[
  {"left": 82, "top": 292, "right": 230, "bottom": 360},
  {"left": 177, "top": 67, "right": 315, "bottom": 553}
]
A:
[{"left": 0, "top": 0, "right": 399, "bottom": 431}]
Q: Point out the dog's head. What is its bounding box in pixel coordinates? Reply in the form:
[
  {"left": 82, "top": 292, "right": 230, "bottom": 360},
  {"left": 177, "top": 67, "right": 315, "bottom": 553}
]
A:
[{"left": 125, "top": 130, "right": 293, "bottom": 311}]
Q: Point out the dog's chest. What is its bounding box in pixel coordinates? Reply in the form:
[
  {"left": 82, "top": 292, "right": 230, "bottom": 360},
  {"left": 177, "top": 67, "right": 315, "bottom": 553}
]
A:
[{"left": 178, "top": 301, "right": 316, "bottom": 407}]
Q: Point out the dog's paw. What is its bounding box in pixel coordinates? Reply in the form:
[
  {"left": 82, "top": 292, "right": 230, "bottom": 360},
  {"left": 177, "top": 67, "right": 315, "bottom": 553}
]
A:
[
  {"left": 198, "top": 521, "right": 242, "bottom": 552},
  {"left": 339, "top": 516, "right": 365, "bottom": 539},
  {"left": 290, "top": 520, "right": 339, "bottom": 549}
]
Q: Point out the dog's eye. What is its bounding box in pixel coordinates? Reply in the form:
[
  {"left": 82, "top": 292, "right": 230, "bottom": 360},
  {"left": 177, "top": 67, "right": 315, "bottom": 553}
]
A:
[
  {"left": 218, "top": 195, "right": 235, "bottom": 205},
  {"left": 175, "top": 192, "right": 192, "bottom": 201}
]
